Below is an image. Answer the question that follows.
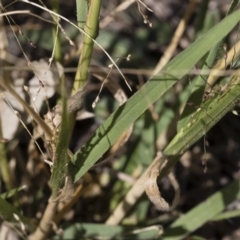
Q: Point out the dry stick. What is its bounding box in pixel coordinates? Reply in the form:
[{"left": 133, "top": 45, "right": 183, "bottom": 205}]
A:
[
  {"left": 105, "top": 160, "right": 154, "bottom": 225},
  {"left": 153, "top": 0, "right": 198, "bottom": 75},
  {"left": 0, "top": 10, "right": 30, "bottom": 17},
  {"left": 20, "top": 0, "right": 131, "bottom": 91},
  {"left": 2, "top": 64, "right": 239, "bottom": 79},
  {"left": 79, "top": 67, "right": 240, "bottom": 78},
  {"left": 0, "top": 76, "right": 53, "bottom": 141},
  {"left": 106, "top": 151, "right": 180, "bottom": 224},
  {"left": 28, "top": 202, "right": 58, "bottom": 240},
  {"left": 100, "top": 0, "right": 152, "bottom": 29},
  {"left": 52, "top": 67, "right": 134, "bottom": 220},
  {"left": 105, "top": 1, "right": 198, "bottom": 224},
  {"left": 44, "top": 81, "right": 89, "bottom": 131},
  {"left": 206, "top": 40, "right": 240, "bottom": 88},
  {"left": 143, "top": 0, "right": 197, "bottom": 211},
  {"left": 104, "top": 118, "right": 180, "bottom": 223},
  {"left": 44, "top": 65, "right": 128, "bottom": 230},
  {"left": 0, "top": 75, "right": 89, "bottom": 238},
  {"left": 2, "top": 94, "right": 48, "bottom": 160},
  {"left": 144, "top": 152, "right": 180, "bottom": 211},
  {"left": 0, "top": 7, "right": 14, "bottom": 190},
  {"left": 1, "top": 19, "right": 127, "bottom": 230},
  {"left": 100, "top": 0, "right": 135, "bottom": 28},
  {"left": 147, "top": 0, "right": 197, "bottom": 121},
  {"left": 47, "top": 68, "right": 132, "bottom": 227},
  {"left": 32, "top": 85, "right": 91, "bottom": 239},
  {"left": 54, "top": 69, "right": 134, "bottom": 219},
  {"left": 0, "top": 78, "right": 58, "bottom": 240},
  {"left": 53, "top": 184, "right": 84, "bottom": 224},
  {"left": 0, "top": 105, "right": 14, "bottom": 190},
  {"left": 1, "top": 74, "right": 97, "bottom": 238}
]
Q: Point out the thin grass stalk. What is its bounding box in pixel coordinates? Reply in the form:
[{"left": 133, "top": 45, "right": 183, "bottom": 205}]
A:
[
  {"left": 69, "top": 9, "right": 240, "bottom": 182},
  {"left": 30, "top": 74, "right": 70, "bottom": 240},
  {"left": 51, "top": 0, "right": 61, "bottom": 61},
  {"left": 178, "top": 0, "right": 240, "bottom": 131},
  {"left": 73, "top": 0, "right": 102, "bottom": 92},
  {"left": 50, "top": 75, "right": 69, "bottom": 198},
  {"left": 0, "top": 113, "right": 13, "bottom": 190},
  {"left": 28, "top": 201, "right": 58, "bottom": 240}
]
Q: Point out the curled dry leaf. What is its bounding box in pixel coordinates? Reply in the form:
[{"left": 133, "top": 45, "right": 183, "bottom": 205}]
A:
[{"left": 144, "top": 151, "right": 180, "bottom": 211}]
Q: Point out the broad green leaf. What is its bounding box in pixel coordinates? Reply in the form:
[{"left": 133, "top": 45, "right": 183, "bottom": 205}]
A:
[
  {"left": 69, "top": 9, "right": 240, "bottom": 182},
  {"left": 163, "top": 178, "right": 240, "bottom": 240},
  {"left": 53, "top": 223, "right": 163, "bottom": 240},
  {"left": 211, "top": 209, "right": 240, "bottom": 221}
]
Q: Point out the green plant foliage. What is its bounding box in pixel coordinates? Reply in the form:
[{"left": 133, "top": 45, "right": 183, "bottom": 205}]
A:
[
  {"left": 0, "top": 186, "right": 26, "bottom": 199},
  {"left": 1, "top": 2, "right": 240, "bottom": 239},
  {"left": 52, "top": 223, "right": 163, "bottom": 239},
  {"left": 69, "top": 9, "right": 240, "bottom": 181},
  {"left": 50, "top": 77, "right": 69, "bottom": 198},
  {"left": 163, "top": 178, "right": 240, "bottom": 240},
  {"left": 0, "top": 197, "right": 35, "bottom": 232}
]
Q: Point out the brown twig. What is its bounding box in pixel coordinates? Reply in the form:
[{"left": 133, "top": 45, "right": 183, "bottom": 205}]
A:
[
  {"left": 105, "top": 151, "right": 180, "bottom": 225},
  {"left": 153, "top": 0, "right": 198, "bottom": 75}
]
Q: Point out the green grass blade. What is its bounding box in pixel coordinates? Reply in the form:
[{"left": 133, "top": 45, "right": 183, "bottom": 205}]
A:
[
  {"left": 208, "top": 0, "right": 239, "bottom": 64},
  {"left": 53, "top": 223, "right": 163, "bottom": 240},
  {"left": 51, "top": 0, "right": 61, "bottom": 61},
  {"left": 69, "top": 9, "right": 240, "bottom": 182},
  {"left": 164, "top": 73, "right": 240, "bottom": 156},
  {"left": 73, "top": 0, "right": 101, "bottom": 91},
  {"left": 0, "top": 115, "right": 13, "bottom": 190},
  {"left": 0, "top": 197, "right": 35, "bottom": 231},
  {"left": 76, "top": 0, "right": 88, "bottom": 29},
  {"left": 211, "top": 209, "right": 240, "bottom": 221},
  {"left": 49, "top": 77, "right": 69, "bottom": 198},
  {"left": 194, "top": 0, "right": 210, "bottom": 37},
  {"left": 226, "top": 0, "right": 239, "bottom": 19},
  {"left": 157, "top": 73, "right": 240, "bottom": 182},
  {"left": 1, "top": 186, "right": 26, "bottom": 199},
  {"left": 178, "top": 0, "right": 239, "bottom": 131},
  {"left": 163, "top": 178, "right": 240, "bottom": 240}
]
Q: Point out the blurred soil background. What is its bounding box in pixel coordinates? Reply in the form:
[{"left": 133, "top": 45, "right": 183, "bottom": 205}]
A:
[{"left": 1, "top": 0, "right": 240, "bottom": 239}]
